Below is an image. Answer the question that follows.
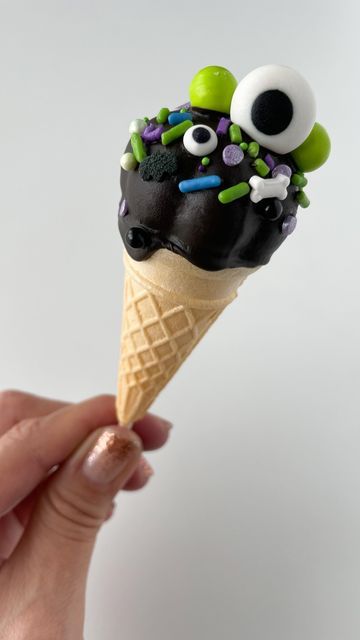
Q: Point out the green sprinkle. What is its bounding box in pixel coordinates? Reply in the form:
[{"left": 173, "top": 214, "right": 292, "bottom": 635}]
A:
[
  {"left": 180, "top": 108, "right": 187, "bottom": 113},
  {"left": 229, "top": 124, "right": 242, "bottom": 144},
  {"left": 131, "top": 133, "right": 147, "bottom": 162},
  {"left": 218, "top": 182, "right": 250, "bottom": 204},
  {"left": 253, "top": 158, "right": 270, "bottom": 177},
  {"left": 240, "top": 142, "right": 248, "bottom": 151},
  {"left": 296, "top": 191, "right": 310, "bottom": 208},
  {"left": 248, "top": 141, "right": 260, "bottom": 158},
  {"left": 201, "top": 156, "right": 210, "bottom": 166},
  {"left": 291, "top": 173, "right": 308, "bottom": 188},
  {"left": 156, "top": 107, "right": 170, "bottom": 124},
  {"left": 161, "top": 120, "right": 192, "bottom": 145},
  {"left": 143, "top": 117, "right": 150, "bottom": 124}
]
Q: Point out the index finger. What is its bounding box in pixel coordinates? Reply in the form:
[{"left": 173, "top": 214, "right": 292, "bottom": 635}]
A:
[
  {"left": 0, "top": 390, "right": 69, "bottom": 435},
  {"left": 0, "top": 395, "right": 118, "bottom": 516}
]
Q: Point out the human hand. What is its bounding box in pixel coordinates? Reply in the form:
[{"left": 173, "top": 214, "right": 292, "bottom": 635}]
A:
[{"left": 0, "top": 391, "right": 171, "bottom": 640}]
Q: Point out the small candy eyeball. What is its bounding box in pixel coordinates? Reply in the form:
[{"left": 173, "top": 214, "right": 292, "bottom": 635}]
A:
[
  {"left": 189, "top": 66, "right": 237, "bottom": 114},
  {"left": 291, "top": 122, "right": 331, "bottom": 172},
  {"left": 183, "top": 124, "right": 218, "bottom": 156},
  {"left": 230, "top": 64, "right": 316, "bottom": 154}
]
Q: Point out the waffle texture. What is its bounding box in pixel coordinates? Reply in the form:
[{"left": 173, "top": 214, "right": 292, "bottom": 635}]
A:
[{"left": 116, "top": 250, "right": 256, "bottom": 425}]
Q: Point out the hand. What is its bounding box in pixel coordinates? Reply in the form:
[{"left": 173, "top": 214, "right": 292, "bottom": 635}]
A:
[{"left": 0, "top": 391, "right": 171, "bottom": 640}]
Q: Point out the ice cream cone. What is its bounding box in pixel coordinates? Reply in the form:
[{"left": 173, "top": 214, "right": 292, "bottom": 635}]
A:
[{"left": 116, "top": 249, "right": 257, "bottom": 426}]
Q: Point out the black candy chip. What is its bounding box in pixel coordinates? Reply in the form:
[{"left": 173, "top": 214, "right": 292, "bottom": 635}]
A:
[
  {"left": 139, "top": 151, "right": 178, "bottom": 182},
  {"left": 251, "top": 90, "right": 293, "bottom": 136},
  {"left": 126, "top": 227, "right": 151, "bottom": 249},
  {"left": 256, "top": 198, "right": 283, "bottom": 221}
]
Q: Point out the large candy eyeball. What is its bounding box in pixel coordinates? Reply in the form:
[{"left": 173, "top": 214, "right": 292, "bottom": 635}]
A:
[
  {"left": 183, "top": 124, "right": 218, "bottom": 156},
  {"left": 230, "top": 65, "right": 316, "bottom": 154}
]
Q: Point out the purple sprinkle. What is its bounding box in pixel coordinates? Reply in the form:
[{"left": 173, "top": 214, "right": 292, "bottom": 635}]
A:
[
  {"left": 264, "top": 154, "right": 276, "bottom": 170},
  {"left": 282, "top": 215, "right": 297, "bottom": 236},
  {"left": 216, "top": 117, "right": 231, "bottom": 135},
  {"left": 198, "top": 164, "right": 206, "bottom": 172},
  {"left": 222, "top": 144, "right": 244, "bottom": 167},
  {"left": 272, "top": 164, "right": 292, "bottom": 179},
  {"left": 176, "top": 101, "right": 191, "bottom": 110},
  {"left": 142, "top": 124, "right": 164, "bottom": 143},
  {"left": 118, "top": 199, "right": 128, "bottom": 217}
]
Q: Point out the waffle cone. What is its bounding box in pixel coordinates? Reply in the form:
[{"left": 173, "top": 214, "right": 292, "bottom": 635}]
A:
[{"left": 116, "top": 249, "right": 257, "bottom": 426}]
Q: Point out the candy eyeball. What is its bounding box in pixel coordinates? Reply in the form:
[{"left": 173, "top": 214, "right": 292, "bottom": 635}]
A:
[
  {"left": 230, "top": 65, "right": 316, "bottom": 154},
  {"left": 183, "top": 125, "right": 218, "bottom": 156}
]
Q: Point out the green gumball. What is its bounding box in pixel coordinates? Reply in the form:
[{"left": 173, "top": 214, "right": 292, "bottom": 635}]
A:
[
  {"left": 189, "top": 66, "right": 237, "bottom": 114},
  {"left": 291, "top": 122, "right": 331, "bottom": 172}
]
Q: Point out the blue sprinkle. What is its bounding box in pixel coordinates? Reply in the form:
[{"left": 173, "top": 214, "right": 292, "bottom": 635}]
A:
[
  {"left": 168, "top": 112, "right": 193, "bottom": 125},
  {"left": 178, "top": 175, "right": 222, "bottom": 193}
]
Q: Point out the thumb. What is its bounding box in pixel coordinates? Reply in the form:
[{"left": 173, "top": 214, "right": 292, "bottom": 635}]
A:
[{"left": 13, "top": 425, "right": 142, "bottom": 594}]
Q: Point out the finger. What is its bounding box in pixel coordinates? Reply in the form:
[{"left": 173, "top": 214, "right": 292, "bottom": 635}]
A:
[
  {"left": 132, "top": 414, "right": 172, "bottom": 450},
  {"left": 104, "top": 501, "right": 116, "bottom": 522},
  {"left": 0, "top": 449, "right": 139, "bottom": 569},
  {"left": 14, "top": 483, "right": 45, "bottom": 528},
  {"left": 0, "top": 396, "right": 169, "bottom": 516},
  {"left": 11, "top": 426, "right": 143, "bottom": 593},
  {"left": 0, "top": 481, "right": 49, "bottom": 562},
  {"left": 0, "top": 512, "right": 24, "bottom": 561},
  {"left": 0, "top": 395, "right": 117, "bottom": 515},
  {"left": 0, "top": 390, "right": 68, "bottom": 435},
  {"left": 123, "top": 457, "right": 154, "bottom": 491}
]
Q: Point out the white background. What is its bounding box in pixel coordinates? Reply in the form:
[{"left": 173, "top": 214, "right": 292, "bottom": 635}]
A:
[{"left": 1, "top": 1, "right": 359, "bottom": 638}]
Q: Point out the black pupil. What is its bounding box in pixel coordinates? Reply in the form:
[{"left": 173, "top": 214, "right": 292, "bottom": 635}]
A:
[
  {"left": 251, "top": 90, "right": 293, "bottom": 136},
  {"left": 192, "top": 127, "right": 211, "bottom": 144}
]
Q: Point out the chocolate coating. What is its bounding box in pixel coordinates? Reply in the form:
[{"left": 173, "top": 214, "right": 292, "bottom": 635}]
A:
[{"left": 119, "top": 107, "right": 299, "bottom": 271}]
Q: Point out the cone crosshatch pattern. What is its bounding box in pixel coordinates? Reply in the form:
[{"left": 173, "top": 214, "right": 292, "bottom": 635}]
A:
[{"left": 117, "top": 270, "right": 223, "bottom": 425}]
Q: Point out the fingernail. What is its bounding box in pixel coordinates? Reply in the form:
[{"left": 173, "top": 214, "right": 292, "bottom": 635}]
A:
[
  {"left": 82, "top": 429, "right": 141, "bottom": 485},
  {"left": 153, "top": 417, "right": 173, "bottom": 433},
  {"left": 139, "top": 457, "right": 154, "bottom": 479}
]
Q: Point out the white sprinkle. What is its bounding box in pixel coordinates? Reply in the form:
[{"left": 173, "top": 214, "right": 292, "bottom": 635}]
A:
[
  {"left": 120, "top": 152, "right": 138, "bottom": 171},
  {"left": 129, "top": 118, "right": 147, "bottom": 134}
]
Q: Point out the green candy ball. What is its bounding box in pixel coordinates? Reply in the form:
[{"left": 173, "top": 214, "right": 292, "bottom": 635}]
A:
[
  {"left": 189, "top": 66, "right": 237, "bottom": 114},
  {"left": 291, "top": 122, "right": 331, "bottom": 173}
]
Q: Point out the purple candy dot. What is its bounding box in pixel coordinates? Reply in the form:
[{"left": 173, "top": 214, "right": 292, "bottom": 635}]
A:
[
  {"left": 264, "top": 153, "right": 276, "bottom": 170},
  {"left": 198, "top": 164, "right": 206, "bottom": 172},
  {"left": 222, "top": 144, "right": 244, "bottom": 167},
  {"left": 118, "top": 199, "right": 128, "bottom": 217},
  {"left": 272, "top": 164, "right": 292, "bottom": 179},
  {"left": 282, "top": 215, "right": 297, "bottom": 236}
]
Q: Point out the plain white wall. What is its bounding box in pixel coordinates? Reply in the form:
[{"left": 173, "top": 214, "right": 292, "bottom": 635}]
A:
[{"left": 1, "top": 1, "right": 359, "bottom": 638}]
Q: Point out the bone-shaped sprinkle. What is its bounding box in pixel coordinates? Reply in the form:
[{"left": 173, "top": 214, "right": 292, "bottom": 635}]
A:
[{"left": 249, "top": 173, "right": 290, "bottom": 203}]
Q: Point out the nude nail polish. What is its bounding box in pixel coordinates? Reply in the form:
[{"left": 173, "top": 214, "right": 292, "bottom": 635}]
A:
[
  {"left": 82, "top": 429, "right": 141, "bottom": 485},
  {"left": 139, "top": 457, "right": 154, "bottom": 479}
]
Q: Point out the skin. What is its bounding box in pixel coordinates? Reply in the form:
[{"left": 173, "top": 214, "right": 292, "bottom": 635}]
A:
[{"left": 0, "top": 391, "right": 171, "bottom": 639}]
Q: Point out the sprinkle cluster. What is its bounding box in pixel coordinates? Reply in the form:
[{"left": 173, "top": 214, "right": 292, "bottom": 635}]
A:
[{"left": 120, "top": 106, "right": 311, "bottom": 238}]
